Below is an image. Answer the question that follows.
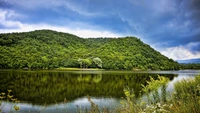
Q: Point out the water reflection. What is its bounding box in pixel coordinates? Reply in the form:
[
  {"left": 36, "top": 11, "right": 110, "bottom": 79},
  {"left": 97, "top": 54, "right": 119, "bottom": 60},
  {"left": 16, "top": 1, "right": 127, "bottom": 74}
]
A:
[
  {"left": 77, "top": 73, "right": 102, "bottom": 83},
  {"left": 1, "top": 97, "right": 121, "bottom": 113},
  {"left": 0, "top": 70, "right": 199, "bottom": 112},
  {"left": 0, "top": 70, "right": 175, "bottom": 105},
  {"left": 166, "top": 73, "right": 199, "bottom": 92}
]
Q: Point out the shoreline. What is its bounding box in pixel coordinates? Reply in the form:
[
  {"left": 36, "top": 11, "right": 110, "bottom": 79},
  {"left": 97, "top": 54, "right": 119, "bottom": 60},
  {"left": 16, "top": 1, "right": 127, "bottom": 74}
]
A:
[{"left": 55, "top": 67, "right": 105, "bottom": 71}]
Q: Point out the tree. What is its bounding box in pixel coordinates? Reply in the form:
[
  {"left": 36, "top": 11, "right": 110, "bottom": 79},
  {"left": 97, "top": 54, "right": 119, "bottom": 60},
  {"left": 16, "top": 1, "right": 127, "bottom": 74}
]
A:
[
  {"left": 83, "top": 58, "right": 92, "bottom": 68},
  {"left": 0, "top": 30, "right": 180, "bottom": 70},
  {"left": 93, "top": 57, "right": 102, "bottom": 68},
  {"left": 77, "top": 58, "right": 83, "bottom": 68}
]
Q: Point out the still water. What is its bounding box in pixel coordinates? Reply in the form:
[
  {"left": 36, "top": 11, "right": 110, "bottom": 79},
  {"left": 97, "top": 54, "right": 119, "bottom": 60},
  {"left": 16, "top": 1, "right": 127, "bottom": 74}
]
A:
[{"left": 0, "top": 69, "right": 199, "bottom": 113}]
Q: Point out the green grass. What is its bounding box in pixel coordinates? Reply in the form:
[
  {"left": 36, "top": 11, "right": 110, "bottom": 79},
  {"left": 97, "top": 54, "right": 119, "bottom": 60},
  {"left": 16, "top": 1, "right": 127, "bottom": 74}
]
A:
[
  {"left": 169, "top": 76, "right": 200, "bottom": 113},
  {"left": 56, "top": 67, "right": 104, "bottom": 71}
]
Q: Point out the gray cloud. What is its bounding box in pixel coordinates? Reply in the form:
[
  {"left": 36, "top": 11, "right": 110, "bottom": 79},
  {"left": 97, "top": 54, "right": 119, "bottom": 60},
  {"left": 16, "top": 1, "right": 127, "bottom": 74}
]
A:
[{"left": 0, "top": 0, "right": 200, "bottom": 56}]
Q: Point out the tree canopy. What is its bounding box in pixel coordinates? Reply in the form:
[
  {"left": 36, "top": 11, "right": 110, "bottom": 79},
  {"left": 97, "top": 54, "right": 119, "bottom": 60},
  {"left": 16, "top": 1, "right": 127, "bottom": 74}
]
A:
[{"left": 0, "top": 30, "right": 180, "bottom": 70}]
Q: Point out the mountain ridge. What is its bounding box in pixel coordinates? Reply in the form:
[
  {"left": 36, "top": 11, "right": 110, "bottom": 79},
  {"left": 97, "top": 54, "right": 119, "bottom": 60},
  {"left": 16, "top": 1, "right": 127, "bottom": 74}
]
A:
[
  {"left": 0, "top": 30, "right": 180, "bottom": 70},
  {"left": 177, "top": 58, "right": 200, "bottom": 64}
]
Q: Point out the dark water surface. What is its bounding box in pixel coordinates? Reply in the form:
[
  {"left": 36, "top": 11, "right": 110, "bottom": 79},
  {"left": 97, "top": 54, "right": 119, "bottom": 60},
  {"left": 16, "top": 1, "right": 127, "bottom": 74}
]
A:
[{"left": 0, "top": 69, "right": 199, "bottom": 113}]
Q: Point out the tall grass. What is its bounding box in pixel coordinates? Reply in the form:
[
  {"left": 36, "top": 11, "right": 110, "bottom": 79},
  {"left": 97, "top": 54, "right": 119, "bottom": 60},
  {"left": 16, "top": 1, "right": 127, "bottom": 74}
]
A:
[
  {"left": 117, "top": 75, "right": 200, "bottom": 113},
  {"left": 170, "top": 76, "right": 200, "bottom": 113},
  {"left": 103, "top": 75, "right": 200, "bottom": 113}
]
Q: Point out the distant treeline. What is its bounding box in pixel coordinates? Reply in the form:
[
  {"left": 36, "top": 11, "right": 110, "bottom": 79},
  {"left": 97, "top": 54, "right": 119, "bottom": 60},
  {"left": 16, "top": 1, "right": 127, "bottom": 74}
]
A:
[
  {"left": 180, "top": 63, "right": 200, "bottom": 69},
  {"left": 0, "top": 30, "right": 180, "bottom": 70}
]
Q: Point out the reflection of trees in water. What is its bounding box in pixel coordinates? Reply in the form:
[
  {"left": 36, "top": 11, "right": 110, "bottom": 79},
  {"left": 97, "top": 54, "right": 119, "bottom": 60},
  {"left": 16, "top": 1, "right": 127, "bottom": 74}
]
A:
[
  {"left": 0, "top": 70, "right": 177, "bottom": 105},
  {"left": 77, "top": 73, "right": 102, "bottom": 83}
]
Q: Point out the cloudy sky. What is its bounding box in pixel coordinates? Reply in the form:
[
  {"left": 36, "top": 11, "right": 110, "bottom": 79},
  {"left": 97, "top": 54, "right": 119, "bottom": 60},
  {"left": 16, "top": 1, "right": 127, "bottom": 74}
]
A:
[{"left": 0, "top": 0, "right": 200, "bottom": 60}]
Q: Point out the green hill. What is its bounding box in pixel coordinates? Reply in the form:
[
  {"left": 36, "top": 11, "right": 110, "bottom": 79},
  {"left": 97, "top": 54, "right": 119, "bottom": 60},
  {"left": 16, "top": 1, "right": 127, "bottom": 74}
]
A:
[{"left": 0, "top": 30, "right": 180, "bottom": 70}]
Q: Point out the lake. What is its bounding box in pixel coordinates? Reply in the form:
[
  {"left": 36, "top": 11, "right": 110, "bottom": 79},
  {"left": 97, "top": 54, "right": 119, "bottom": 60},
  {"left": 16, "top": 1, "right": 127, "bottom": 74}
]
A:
[{"left": 0, "top": 69, "right": 199, "bottom": 113}]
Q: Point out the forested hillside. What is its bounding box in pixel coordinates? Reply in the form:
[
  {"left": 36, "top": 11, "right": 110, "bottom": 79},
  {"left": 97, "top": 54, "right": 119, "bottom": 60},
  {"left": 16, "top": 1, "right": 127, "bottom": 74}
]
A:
[{"left": 0, "top": 30, "right": 180, "bottom": 70}]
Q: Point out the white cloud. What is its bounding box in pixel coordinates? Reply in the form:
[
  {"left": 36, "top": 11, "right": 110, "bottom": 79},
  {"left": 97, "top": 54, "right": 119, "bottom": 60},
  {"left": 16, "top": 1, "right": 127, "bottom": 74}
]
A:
[
  {"left": 161, "top": 46, "right": 200, "bottom": 60},
  {"left": 186, "top": 42, "right": 200, "bottom": 49},
  {"left": 0, "top": 9, "right": 24, "bottom": 28},
  {"left": 0, "top": 9, "right": 121, "bottom": 38},
  {"left": 0, "top": 23, "right": 122, "bottom": 38}
]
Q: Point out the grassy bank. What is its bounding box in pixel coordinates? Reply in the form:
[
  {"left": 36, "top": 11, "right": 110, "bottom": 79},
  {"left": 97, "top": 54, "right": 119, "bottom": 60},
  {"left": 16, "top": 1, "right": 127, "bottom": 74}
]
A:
[{"left": 56, "top": 67, "right": 104, "bottom": 71}]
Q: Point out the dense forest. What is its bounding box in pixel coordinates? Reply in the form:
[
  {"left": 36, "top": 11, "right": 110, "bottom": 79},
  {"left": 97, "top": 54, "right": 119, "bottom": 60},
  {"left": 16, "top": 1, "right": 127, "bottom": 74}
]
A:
[{"left": 0, "top": 30, "right": 180, "bottom": 70}]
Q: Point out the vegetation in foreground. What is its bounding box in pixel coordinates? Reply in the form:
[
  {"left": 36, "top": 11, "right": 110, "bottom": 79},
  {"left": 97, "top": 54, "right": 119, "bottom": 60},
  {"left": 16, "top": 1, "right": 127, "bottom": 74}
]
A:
[
  {"left": 121, "top": 75, "right": 200, "bottom": 113},
  {"left": 0, "top": 30, "right": 180, "bottom": 70},
  {"left": 79, "top": 75, "right": 200, "bottom": 113},
  {"left": 0, "top": 90, "right": 20, "bottom": 113},
  {"left": 1, "top": 75, "right": 200, "bottom": 113}
]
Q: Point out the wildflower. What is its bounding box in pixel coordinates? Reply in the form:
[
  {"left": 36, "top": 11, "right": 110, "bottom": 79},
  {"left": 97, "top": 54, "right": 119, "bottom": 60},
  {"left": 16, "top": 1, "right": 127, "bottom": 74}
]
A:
[
  {"left": 7, "top": 90, "right": 12, "bottom": 93},
  {"left": 143, "top": 103, "right": 171, "bottom": 113},
  {"left": 156, "top": 103, "right": 161, "bottom": 108},
  {"left": 169, "top": 104, "right": 173, "bottom": 107}
]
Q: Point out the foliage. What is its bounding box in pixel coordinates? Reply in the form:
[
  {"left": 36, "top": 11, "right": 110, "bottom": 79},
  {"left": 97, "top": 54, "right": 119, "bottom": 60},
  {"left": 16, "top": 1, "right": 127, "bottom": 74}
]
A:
[
  {"left": 119, "top": 87, "right": 138, "bottom": 113},
  {"left": 171, "top": 76, "right": 200, "bottom": 113},
  {"left": 116, "top": 76, "right": 171, "bottom": 113},
  {"left": 0, "top": 30, "right": 180, "bottom": 70},
  {"left": 141, "top": 76, "right": 169, "bottom": 104},
  {"left": 93, "top": 57, "right": 102, "bottom": 68},
  {"left": 117, "top": 75, "right": 200, "bottom": 113},
  {"left": 180, "top": 63, "right": 200, "bottom": 69},
  {"left": 77, "top": 58, "right": 93, "bottom": 68},
  {"left": 116, "top": 75, "right": 200, "bottom": 113}
]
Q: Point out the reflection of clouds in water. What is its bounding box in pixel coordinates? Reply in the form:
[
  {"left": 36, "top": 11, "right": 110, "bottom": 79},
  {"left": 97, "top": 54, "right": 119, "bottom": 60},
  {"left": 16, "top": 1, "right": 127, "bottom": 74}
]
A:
[
  {"left": 73, "top": 97, "right": 120, "bottom": 109},
  {"left": 167, "top": 74, "right": 197, "bottom": 92},
  {"left": 1, "top": 102, "right": 44, "bottom": 113},
  {"left": 73, "top": 97, "right": 89, "bottom": 105},
  {"left": 47, "top": 97, "right": 120, "bottom": 112},
  {"left": 1, "top": 70, "right": 200, "bottom": 113},
  {"left": 148, "top": 70, "right": 200, "bottom": 75},
  {"left": 1, "top": 97, "right": 120, "bottom": 113}
]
